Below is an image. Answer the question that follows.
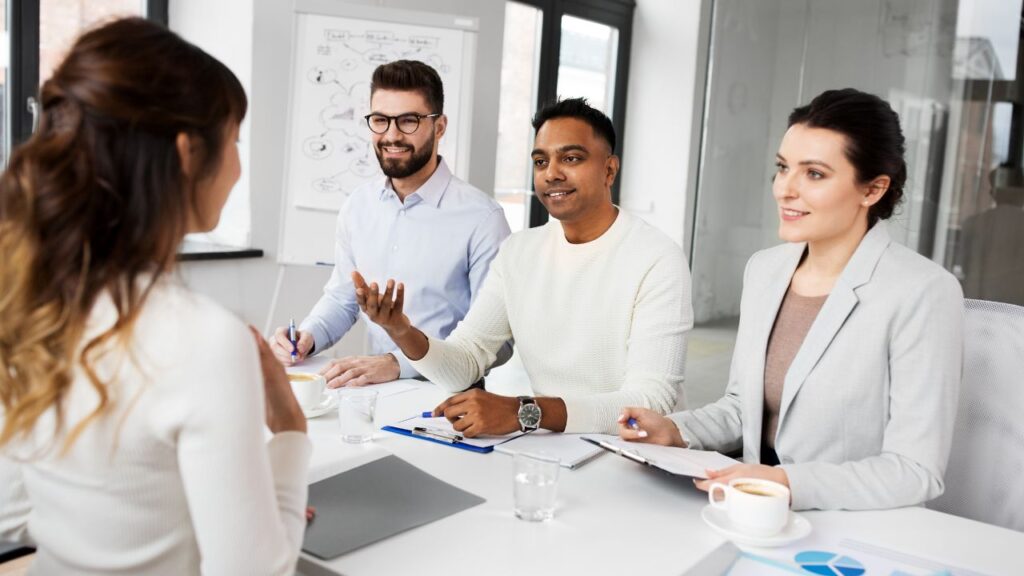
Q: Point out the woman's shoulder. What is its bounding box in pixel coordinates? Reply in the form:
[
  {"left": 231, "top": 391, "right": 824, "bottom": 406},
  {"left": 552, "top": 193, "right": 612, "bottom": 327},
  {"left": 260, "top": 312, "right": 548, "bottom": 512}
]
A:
[
  {"left": 876, "top": 241, "right": 962, "bottom": 300},
  {"left": 136, "top": 280, "right": 253, "bottom": 361}
]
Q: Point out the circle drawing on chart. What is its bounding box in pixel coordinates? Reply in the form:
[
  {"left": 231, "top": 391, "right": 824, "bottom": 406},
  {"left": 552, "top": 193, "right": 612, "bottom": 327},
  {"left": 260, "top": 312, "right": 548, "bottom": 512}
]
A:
[
  {"left": 307, "top": 67, "right": 336, "bottom": 85},
  {"left": 321, "top": 105, "right": 356, "bottom": 130},
  {"left": 794, "top": 551, "right": 865, "bottom": 576},
  {"left": 302, "top": 137, "right": 333, "bottom": 160},
  {"left": 312, "top": 177, "right": 345, "bottom": 195},
  {"left": 364, "top": 51, "right": 391, "bottom": 65},
  {"left": 351, "top": 156, "right": 379, "bottom": 178},
  {"left": 335, "top": 135, "right": 367, "bottom": 168},
  {"left": 340, "top": 59, "right": 358, "bottom": 71}
]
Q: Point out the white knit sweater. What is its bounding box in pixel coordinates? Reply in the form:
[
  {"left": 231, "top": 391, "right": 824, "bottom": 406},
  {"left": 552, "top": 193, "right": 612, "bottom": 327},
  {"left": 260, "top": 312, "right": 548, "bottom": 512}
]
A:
[
  {"left": 0, "top": 281, "right": 311, "bottom": 575},
  {"left": 410, "top": 210, "right": 693, "bottom": 433}
]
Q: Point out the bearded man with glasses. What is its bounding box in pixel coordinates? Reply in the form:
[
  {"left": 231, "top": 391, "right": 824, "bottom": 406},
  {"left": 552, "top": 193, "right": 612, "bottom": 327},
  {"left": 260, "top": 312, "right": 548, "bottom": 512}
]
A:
[{"left": 272, "top": 60, "right": 512, "bottom": 388}]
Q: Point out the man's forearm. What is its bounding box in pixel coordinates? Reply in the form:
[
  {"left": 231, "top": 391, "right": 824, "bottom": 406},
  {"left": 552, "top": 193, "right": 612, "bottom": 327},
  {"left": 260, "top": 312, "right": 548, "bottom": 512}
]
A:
[{"left": 388, "top": 326, "right": 430, "bottom": 361}]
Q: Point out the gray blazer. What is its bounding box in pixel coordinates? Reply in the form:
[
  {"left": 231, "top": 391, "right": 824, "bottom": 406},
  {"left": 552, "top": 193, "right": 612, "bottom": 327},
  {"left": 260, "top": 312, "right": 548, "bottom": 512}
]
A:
[{"left": 672, "top": 223, "right": 964, "bottom": 510}]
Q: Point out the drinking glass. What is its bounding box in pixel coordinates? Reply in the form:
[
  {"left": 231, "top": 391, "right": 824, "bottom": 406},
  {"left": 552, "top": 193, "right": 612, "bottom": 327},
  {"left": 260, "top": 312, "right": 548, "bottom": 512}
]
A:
[
  {"left": 335, "top": 388, "right": 378, "bottom": 443},
  {"left": 513, "top": 452, "right": 560, "bottom": 521}
]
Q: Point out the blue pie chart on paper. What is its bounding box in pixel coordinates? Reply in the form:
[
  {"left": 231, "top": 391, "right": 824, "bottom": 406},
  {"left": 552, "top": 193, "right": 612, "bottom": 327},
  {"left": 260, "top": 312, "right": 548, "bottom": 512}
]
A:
[{"left": 794, "top": 551, "right": 866, "bottom": 576}]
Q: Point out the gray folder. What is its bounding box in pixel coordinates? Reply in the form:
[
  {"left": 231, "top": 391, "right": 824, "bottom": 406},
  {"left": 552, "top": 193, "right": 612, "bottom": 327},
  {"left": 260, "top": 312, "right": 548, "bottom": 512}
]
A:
[{"left": 302, "top": 455, "right": 486, "bottom": 559}]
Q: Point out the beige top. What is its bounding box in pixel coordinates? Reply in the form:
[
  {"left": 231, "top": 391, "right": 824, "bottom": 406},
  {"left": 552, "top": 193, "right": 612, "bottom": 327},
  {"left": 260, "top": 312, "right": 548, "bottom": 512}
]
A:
[{"left": 763, "top": 287, "right": 827, "bottom": 448}]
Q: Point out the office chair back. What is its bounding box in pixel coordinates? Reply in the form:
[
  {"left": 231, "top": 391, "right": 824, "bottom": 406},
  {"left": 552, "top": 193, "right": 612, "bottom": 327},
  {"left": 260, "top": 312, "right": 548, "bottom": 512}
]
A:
[{"left": 927, "top": 299, "right": 1024, "bottom": 531}]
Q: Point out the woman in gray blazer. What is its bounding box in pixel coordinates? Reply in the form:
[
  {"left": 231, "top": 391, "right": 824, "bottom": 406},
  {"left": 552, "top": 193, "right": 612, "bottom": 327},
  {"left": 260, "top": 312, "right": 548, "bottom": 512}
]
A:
[{"left": 620, "top": 88, "right": 964, "bottom": 511}]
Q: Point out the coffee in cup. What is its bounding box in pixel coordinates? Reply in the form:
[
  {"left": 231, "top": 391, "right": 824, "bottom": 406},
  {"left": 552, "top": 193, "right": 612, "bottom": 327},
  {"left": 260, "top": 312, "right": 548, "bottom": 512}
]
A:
[
  {"left": 708, "top": 477, "right": 790, "bottom": 537},
  {"left": 288, "top": 372, "right": 327, "bottom": 410},
  {"left": 733, "top": 483, "right": 779, "bottom": 497}
]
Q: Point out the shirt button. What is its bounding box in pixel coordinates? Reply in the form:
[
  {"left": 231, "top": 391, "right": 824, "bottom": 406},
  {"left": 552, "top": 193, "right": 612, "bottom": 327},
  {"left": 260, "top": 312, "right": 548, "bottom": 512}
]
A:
[{"left": 392, "top": 245, "right": 398, "bottom": 252}]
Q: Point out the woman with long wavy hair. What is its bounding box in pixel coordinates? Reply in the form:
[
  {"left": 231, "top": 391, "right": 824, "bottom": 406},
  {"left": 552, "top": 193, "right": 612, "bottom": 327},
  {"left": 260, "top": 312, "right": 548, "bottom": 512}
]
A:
[{"left": 0, "top": 18, "right": 310, "bottom": 574}]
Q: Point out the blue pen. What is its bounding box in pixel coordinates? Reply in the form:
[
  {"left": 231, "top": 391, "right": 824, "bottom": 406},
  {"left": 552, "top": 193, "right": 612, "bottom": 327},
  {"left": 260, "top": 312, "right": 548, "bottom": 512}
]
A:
[
  {"left": 421, "top": 411, "right": 435, "bottom": 418},
  {"left": 627, "top": 417, "right": 640, "bottom": 430},
  {"left": 288, "top": 318, "right": 298, "bottom": 361}
]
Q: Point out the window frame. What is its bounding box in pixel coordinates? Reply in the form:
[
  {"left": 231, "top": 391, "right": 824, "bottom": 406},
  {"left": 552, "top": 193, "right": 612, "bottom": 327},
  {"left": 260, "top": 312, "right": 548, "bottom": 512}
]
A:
[{"left": 7, "top": 0, "right": 168, "bottom": 149}]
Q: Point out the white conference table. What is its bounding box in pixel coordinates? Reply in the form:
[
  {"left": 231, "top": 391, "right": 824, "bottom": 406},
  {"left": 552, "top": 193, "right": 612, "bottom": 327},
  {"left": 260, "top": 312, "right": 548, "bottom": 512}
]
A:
[{"left": 295, "top": 381, "right": 1024, "bottom": 576}]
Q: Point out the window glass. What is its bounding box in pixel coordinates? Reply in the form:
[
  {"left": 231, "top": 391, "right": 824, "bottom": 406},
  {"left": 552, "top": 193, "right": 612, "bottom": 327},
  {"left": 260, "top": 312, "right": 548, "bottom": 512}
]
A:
[{"left": 41, "top": 0, "right": 145, "bottom": 84}]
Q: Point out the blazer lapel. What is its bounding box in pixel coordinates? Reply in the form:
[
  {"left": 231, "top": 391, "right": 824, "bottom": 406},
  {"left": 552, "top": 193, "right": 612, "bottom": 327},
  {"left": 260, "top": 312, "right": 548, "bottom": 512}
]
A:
[
  {"left": 777, "top": 223, "right": 893, "bottom": 426},
  {"left": 746, "top": 242, "right": 805, "bottom": 458}
]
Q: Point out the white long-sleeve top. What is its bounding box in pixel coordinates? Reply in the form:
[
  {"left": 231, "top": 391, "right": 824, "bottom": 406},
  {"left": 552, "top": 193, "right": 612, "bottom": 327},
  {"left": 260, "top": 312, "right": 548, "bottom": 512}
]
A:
[
  {"left": 411, "top": 209, "right": 694, "bottom": 433},
  {"left": 0, "top": 280, "right": 311, "bottom": 575}
]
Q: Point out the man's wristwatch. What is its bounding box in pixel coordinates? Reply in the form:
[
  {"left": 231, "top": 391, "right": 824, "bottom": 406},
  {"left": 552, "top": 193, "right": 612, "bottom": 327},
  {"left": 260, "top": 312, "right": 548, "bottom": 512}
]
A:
[{"left": 517, "top": 396, "right": 542, "bottom": 433}]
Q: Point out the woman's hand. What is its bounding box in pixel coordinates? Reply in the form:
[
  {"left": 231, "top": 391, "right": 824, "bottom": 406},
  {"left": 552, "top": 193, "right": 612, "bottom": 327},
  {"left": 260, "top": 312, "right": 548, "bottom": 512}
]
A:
[
  {"left": 249, "top": 326, "right": 306, "bottom": 434},
  {"left": 694, "top": 463, "right": 790, "bottom": 493},
  {"left": 617, "top": 407, "right": 687, "bottom": 447}
]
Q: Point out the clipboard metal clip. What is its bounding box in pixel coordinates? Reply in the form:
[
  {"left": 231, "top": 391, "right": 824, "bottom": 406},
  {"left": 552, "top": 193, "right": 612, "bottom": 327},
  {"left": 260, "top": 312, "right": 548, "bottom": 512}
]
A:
[
  {"left": 590, "top": 437, "right": 651, "bottom": 467},
  {"left": 412, "top": 427, "right": 464, "bottom": 444}
]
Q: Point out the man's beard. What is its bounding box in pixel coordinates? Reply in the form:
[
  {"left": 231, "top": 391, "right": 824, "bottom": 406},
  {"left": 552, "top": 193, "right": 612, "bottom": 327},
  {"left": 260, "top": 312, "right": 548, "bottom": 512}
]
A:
[{"left": 375, "top": 133, "right": 435, "bottom": 179}]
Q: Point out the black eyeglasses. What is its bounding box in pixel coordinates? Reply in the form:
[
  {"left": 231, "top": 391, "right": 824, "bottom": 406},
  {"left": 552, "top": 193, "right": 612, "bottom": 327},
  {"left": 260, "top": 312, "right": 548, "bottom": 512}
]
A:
[{"left": 364, "top": 112, "right": 441, "bottom": 135}]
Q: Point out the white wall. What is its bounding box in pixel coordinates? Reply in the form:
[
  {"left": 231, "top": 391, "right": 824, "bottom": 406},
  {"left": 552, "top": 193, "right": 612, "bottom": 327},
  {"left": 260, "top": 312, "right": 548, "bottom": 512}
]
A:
[
  {"left": 172, "top": 0, "right": 506, "bottom": 356},
  {"left": 619, "top": 0, "right": 706, "bottom": 249},
  {"left": 170, "top": 0, "right": 254, "bottom": 248}
]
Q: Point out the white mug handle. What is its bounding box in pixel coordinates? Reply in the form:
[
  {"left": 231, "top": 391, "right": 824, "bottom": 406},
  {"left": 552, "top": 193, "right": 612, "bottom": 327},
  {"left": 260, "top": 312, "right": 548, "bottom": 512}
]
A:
[{"left": 708, "top": 482, "right": 729, "bottom": 510}]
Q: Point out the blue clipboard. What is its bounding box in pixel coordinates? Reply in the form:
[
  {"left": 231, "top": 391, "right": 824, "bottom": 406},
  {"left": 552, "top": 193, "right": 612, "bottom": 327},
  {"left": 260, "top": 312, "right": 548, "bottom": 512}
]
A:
[
  {"left": 381, "top": 414, "right": 524, "bottom": 454},
  {"left": 381, "top": 425, "right": 495, "bottom": 453}
]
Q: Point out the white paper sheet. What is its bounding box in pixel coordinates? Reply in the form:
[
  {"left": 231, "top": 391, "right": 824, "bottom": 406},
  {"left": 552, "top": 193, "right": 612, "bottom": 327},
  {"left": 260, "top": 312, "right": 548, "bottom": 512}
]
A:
[
  {"left": 583, "top": 434, "right": 739, "bottom": 478},
  {"left": 494, "top": 433, "right": 604, "bottom": 469}
]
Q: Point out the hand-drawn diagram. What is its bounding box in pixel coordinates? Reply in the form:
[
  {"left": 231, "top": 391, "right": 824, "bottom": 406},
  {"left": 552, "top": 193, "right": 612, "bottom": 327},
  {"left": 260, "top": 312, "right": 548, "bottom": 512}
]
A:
[{"left": 287, "top": 14, "right": 466, "bottom": 212}]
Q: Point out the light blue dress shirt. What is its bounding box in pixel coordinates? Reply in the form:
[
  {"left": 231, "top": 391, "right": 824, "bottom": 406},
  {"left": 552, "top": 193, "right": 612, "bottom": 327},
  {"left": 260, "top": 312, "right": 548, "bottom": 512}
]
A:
[{"left": 301, "top": 158, "right": 513, "bottom": 378}]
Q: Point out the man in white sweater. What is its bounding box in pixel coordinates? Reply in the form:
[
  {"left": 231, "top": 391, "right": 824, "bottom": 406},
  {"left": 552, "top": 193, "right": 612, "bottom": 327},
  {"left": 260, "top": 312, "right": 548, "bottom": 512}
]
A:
[{"left": 353, "top": 98, "right": 693, "bottom": 435}]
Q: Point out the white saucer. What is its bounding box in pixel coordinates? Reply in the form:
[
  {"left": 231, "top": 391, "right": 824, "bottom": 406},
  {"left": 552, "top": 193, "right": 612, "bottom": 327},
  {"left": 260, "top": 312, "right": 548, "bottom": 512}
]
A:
[
  {"left": 302, "top": 394, "right": 337, "bottom": 419},
  {"left": 701, "top": 504, "right": 811, "bottom": 548}
]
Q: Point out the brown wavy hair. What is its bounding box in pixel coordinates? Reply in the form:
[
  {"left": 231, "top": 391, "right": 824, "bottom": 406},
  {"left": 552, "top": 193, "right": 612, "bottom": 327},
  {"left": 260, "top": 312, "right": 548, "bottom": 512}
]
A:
[{"left": 0, "top": 18, "right": 247, "bottom": 451}]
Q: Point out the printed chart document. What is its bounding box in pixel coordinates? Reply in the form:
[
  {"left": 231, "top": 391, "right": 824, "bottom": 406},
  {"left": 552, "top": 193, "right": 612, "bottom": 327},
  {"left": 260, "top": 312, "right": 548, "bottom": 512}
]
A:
[
  {"left": 582, "top": 434, "right": 739, "bottom": 479},
  {"left": 495, "top": 432, "right": 605, "bottom": 469},
  {"left": 382, "top": 414, "right": 524, "bottom": 453},
  {"left": 726, "top": 538, "right": 990, "bottom": 576}
]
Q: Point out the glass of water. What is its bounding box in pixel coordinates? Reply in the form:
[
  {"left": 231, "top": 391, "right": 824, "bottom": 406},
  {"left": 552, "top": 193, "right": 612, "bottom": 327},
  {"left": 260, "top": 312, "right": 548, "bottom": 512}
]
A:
[
  {"left": 335, "top": 388, "right": 378, "bottom": 444},
  {"left": 513, "top": 451, "right": 560, "bottom": 521}
]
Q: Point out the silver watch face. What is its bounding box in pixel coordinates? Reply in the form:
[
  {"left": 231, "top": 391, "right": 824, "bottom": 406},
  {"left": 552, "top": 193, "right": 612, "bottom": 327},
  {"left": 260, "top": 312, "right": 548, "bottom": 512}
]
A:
[{"left": 519, "top": 402, "right": 542, "bottom": 428}]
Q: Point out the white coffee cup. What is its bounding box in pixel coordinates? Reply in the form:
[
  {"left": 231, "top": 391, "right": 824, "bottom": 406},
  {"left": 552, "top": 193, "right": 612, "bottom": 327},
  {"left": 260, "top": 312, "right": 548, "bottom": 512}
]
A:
[
  {"left": 288, "top": 372, "right": 327, "bottom": 410},
  {"left": 708, "top": 477, "right": 790, "bottom": 537}
]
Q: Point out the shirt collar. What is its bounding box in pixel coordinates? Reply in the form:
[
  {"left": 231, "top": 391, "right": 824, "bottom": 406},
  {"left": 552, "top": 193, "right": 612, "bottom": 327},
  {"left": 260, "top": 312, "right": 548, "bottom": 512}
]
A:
[{"left": 378, "top": 156, "right": 452, "bottom": 208}]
